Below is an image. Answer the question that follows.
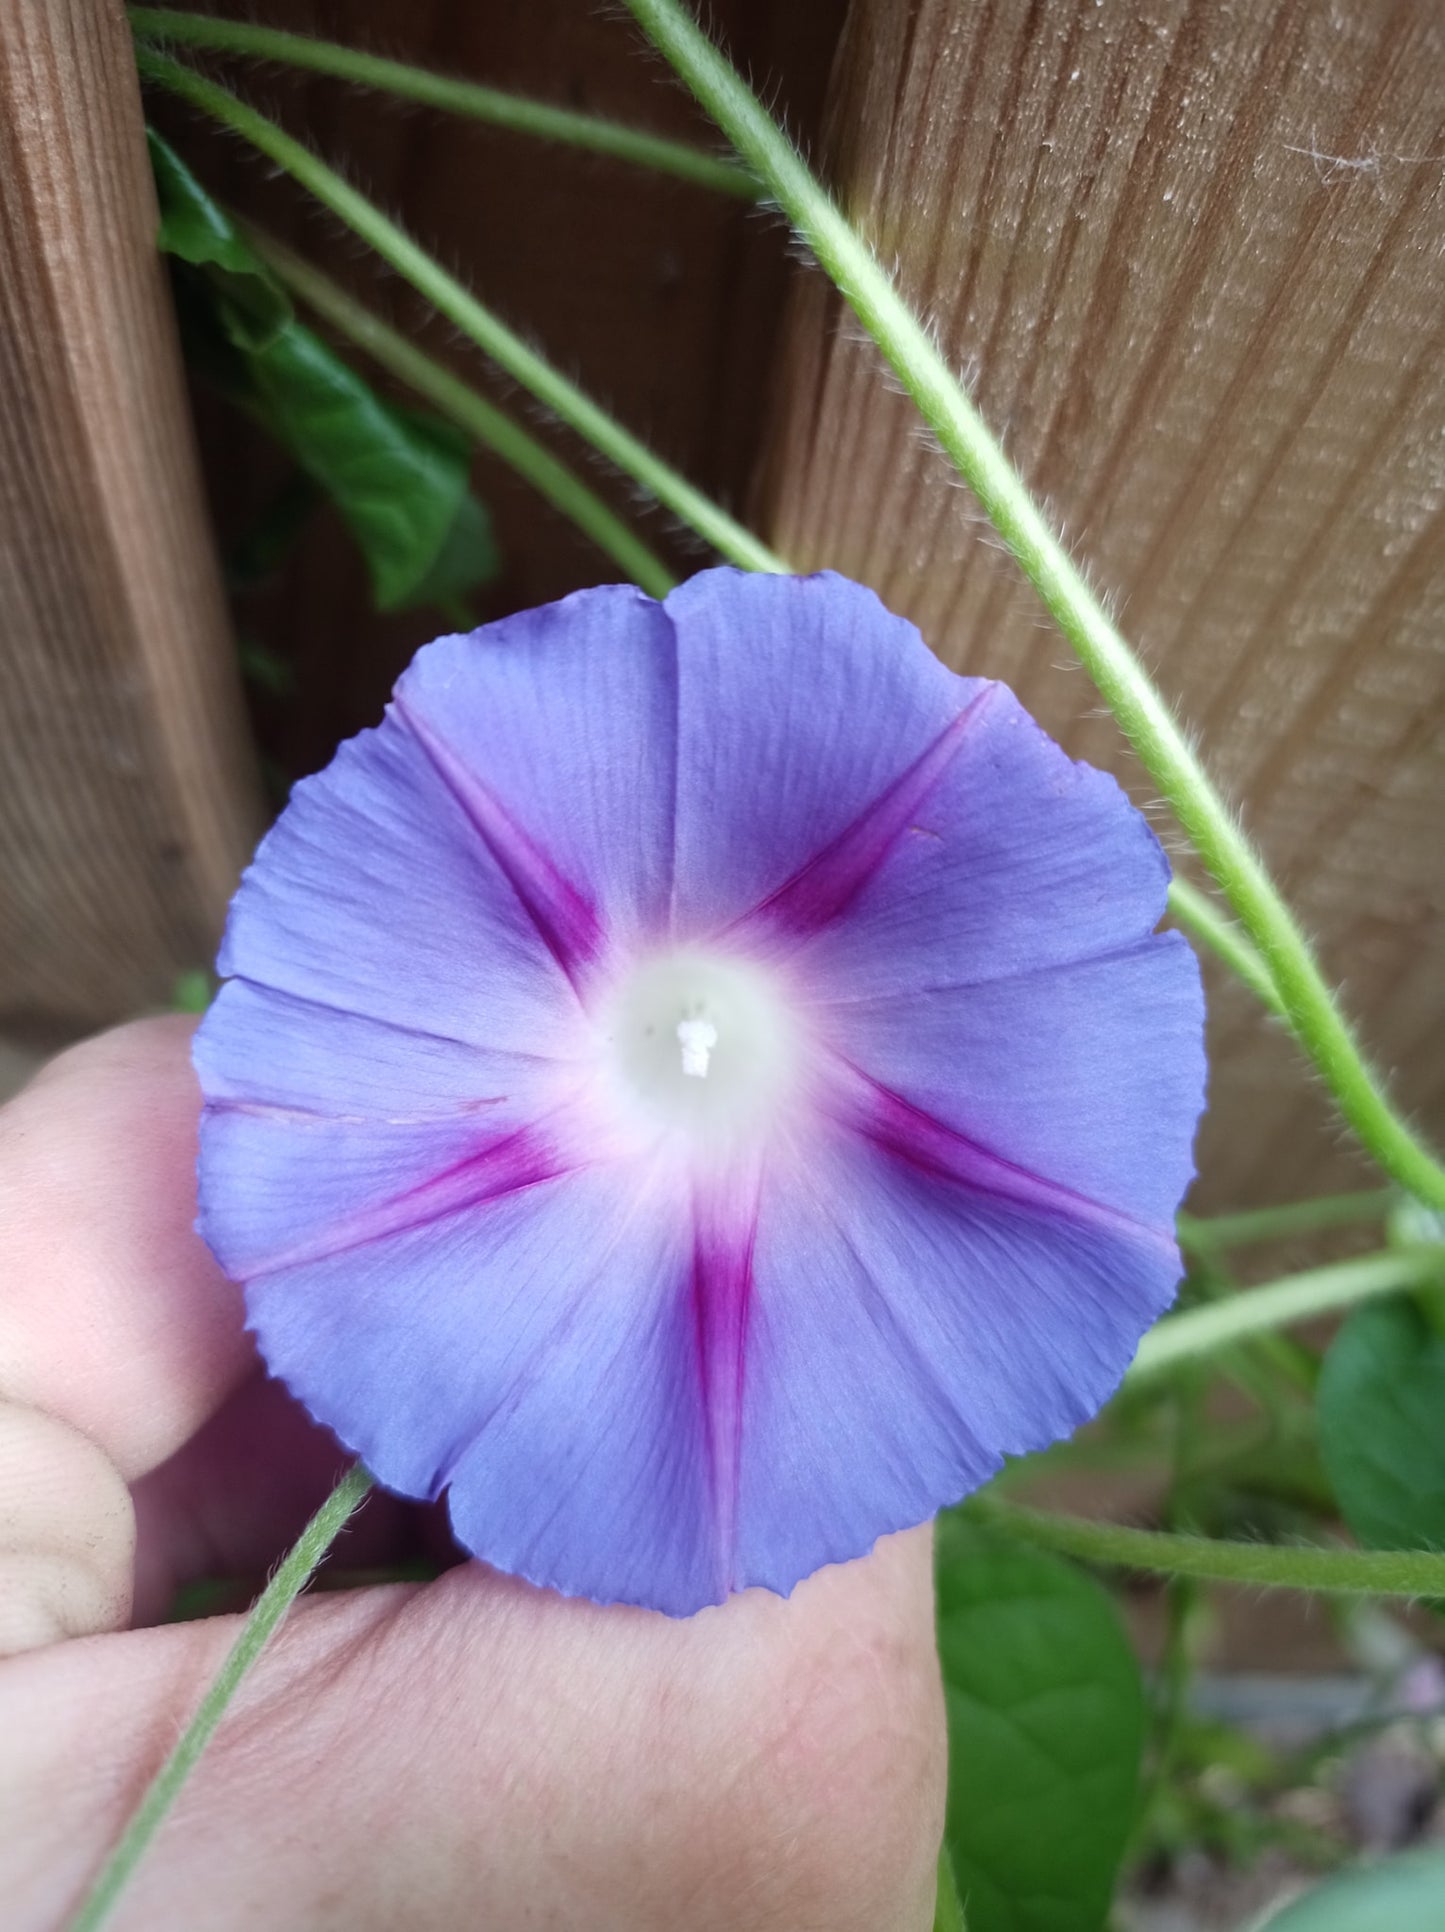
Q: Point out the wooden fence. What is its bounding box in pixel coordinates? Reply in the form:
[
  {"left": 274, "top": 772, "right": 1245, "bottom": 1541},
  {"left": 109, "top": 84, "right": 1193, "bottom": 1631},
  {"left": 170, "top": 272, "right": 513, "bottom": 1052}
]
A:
[{"left": 1, "top": 0, "right": 1441, "bottom": 1207}]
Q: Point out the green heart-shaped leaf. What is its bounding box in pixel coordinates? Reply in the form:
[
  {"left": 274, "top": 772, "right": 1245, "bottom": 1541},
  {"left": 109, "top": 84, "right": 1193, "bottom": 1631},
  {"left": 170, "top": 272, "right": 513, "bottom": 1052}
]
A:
[
  {"left": 1318, "top": 1298, "right": 1445, "bottom": 1551},
  {"left": 936, "top": 1516, "right": 1144, "bottom": 1932}
]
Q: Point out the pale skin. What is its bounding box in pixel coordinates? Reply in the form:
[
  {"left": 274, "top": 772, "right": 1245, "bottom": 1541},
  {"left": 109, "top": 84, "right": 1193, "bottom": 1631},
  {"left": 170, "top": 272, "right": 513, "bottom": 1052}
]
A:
[{"left": 0, "top": 1018, "right": 945, "bottom": 1930}]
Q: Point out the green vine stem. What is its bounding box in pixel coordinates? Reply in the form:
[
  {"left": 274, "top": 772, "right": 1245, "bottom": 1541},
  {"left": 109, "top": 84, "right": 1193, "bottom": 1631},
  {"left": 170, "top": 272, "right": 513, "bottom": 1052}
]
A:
[
  {"left": 134, "top": 48, "right": 786, "bottom": 579},
  {"left": 970, "top": 1495, "right": 1445, "bottom": 1599},
  {"left": 247, "top": 229, "right": 679, "bottom": 600},
  {"left": 1127, "top": 1244, "right": 1444, "bottom": 1387},
  {"left": 1177, "top": 1188, "right": 1395, "bottom": 1256},
  {"left": 1165, "top": 878, "right": 1286, "bottom": 1021},
  {"left": 67, "top": 1464, "right": 373, "bottom": 1932},
  {"left": 128, "top": 8, "right": 759, "bottom": 201},
  {"left": 620, "top": 0, "right": 1445, "bottom": 1212}
]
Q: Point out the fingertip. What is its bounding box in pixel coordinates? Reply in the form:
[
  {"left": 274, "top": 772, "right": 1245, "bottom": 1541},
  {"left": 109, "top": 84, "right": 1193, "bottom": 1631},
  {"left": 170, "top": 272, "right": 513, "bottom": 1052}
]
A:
[
  {"left": 0, "top": 1017, "right": 254, "bottom": 1480},
  {"left": 0, "top": 1401, "right": 135, "bottom": 1655}
]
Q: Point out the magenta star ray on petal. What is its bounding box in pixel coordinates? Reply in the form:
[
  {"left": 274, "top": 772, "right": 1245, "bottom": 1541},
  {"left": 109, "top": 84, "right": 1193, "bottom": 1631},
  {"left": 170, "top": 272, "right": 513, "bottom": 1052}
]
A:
[
  {"left": 394, "top": 694, "right": 605, "bottom": 996},
  {"left": 196, "top": 567, "right": 1206, "bottom": 1614},
  {"left": 218, "top": 1119, "right": 578, "bottom": 1279},
  {"left": 822, "top": 1059, "right": 1181, "bottom": 1263},
  {"left": 689, "top": 1165, "right": 761, "bottom": 1600},
  {"left": 727, "top": 684, "right": 999, "bottom": 947}
]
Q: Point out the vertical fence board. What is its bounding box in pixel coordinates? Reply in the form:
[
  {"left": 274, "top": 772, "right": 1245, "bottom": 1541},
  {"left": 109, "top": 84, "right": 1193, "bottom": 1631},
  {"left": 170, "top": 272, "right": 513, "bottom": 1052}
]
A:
[
  {"left": 757, "top": 0, "right": 1445, "bottom": 1206},
  {"left": 0, "top": 0, "right": 261, "bottom": 1036}
]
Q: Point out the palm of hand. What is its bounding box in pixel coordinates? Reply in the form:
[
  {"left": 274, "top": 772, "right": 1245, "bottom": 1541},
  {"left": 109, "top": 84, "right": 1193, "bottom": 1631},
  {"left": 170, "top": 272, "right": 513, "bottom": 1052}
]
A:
[{"left": 0, "top": 1020, "right": 942, "bottom": 1930}]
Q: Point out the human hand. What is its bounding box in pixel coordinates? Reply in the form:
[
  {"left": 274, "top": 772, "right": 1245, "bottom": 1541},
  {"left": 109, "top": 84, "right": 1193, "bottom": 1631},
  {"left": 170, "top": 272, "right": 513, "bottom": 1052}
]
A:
[{"left": 0, "top": 1018, "right": 944, "bottom": 1930}]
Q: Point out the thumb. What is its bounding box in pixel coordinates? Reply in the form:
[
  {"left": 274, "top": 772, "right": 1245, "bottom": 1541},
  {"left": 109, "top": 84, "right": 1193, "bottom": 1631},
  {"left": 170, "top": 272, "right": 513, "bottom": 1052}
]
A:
[
  {"left": 0, "top": 1401, "right": 133, "bottom": 1651},
  {"left": 0, "top": 1019, "right": 253, "bottom": 1651}
]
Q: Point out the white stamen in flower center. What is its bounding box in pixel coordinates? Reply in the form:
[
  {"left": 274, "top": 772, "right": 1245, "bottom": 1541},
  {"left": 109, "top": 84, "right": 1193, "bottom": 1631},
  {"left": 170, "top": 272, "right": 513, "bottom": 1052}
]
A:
[
  {"left": 676, "top": 1016, "right": 718, "bottom": 1078},
  {"left": 602, "top": 949, "right": 795, "bottom": 1151}
]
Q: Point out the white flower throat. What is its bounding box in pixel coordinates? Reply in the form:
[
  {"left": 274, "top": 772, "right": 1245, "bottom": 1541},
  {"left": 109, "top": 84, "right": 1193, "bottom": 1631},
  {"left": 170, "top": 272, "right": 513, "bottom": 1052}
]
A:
[{"left": 605, "top": 949, "right": 793, "bottom": 1147}]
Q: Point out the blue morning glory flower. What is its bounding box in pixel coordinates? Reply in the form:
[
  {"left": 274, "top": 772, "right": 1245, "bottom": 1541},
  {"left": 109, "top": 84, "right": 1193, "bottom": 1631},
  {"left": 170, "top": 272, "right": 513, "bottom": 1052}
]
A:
[{"left": 194, "top": 569, "right": 1205, "bottom": 1615}]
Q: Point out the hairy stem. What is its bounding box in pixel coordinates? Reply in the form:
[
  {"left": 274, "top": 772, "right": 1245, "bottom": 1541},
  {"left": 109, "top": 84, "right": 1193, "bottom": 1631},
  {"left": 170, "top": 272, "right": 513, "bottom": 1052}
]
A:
[
  {"left": 1178, "top": 1188, "right": 1395, "bottom": 1256},
  {"left": 67, "top": 1465, "right": 374, "bottom": 1932},
  {"left": 971, "top": 1496, "right": 1445, "bottom": 1598},
  {"left": 1166, "top": 878, "right": 1286, "bottom": 1021},
  {"left": 620, "top": 0, "right": 1445, "bottom": 1209},
  {"left": 128, "top": 7, "right": 758, "bottom": 199},
  {"left": 135, "top": 48, "right": 785, "bottom": 577},
  {"left": 248, "top": 229, "right": 678, "bottom": 598},
  {"left": 1127, "top": 1245, "right": 1444, "bottom": 1386}
]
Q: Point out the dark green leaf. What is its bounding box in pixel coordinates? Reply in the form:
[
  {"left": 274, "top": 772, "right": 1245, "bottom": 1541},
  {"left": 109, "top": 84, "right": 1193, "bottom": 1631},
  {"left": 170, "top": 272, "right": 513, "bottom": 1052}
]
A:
[
  {"left": 1257, "top": 1845, "right": 1445, "bottom": 1931},
  {"left": 243, "top": 322, "right": 486, "bottom": 610},
  {"left": 148, "top": 129, "right": 292, "bottom": 350},
  {"left": 935, "top": 1516, "right": 1144, "bottom": 1932},
  {"left": 165, "top": 257, "right": 260, "bottom": 404},
  {"left": 148, "top": 132, "right": 499, "bottom": 610},
  {"left": 1318, "top": 1298, "right": 1445, "bottom": 1550},
  {"left": 404, "top": 475, "right": 501, "bottom": 620}
]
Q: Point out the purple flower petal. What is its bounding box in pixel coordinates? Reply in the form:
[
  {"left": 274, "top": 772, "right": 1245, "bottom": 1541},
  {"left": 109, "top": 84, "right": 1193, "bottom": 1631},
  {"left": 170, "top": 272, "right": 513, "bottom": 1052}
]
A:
[
  {"left": 196, "top": 567, "right": 1206, "bottom": 1615},
  {"left": 665, "top": 569, "right": 968, "bottom": 935},
  {"left": 821, "top": 1055, "right": 1184, "bottom": 1258},
  {"left": 686, "top": 1162, "right": 761, "bottom": 1595},
  {"left": 219, "top": 708, "right": 585, "bottom": 1054},
  {"left": 200, "top": 1104, "right": 576, "bottom": 1281},
  {"left": 734, "top": 1124, "right": 1174, "bottom": 1593},
  {"left": 393, "top": 584, "right": 678, "bottom": 955},
  {"left": 763, "top": 674, "right": 1205, "bottom": 1226},
  {"left": 248, "top": 1161, "right": 736, "bottom": 1614},
  {"left": 731, "top": 687, "right": 997, "bottom": 942},
  {"left": 813, "top": 938, "right": 1205, "bottom": 1231},
  {"left": 194, "top": 979, "right": 554, "bottom": 1121},
  {"left": 775, "top": 677, "right": 1177, "bottom": 990}
]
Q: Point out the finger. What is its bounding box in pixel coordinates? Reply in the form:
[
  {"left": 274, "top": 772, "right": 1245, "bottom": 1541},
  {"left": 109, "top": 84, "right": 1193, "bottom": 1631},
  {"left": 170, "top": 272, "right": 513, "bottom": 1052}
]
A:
[
  {"left": 2, "top": 1527, "right": 944, "bottom": 1932},
  {"left": 0, "top": 1017, "right": 252, "bottom": 1480},
  {"left": 0, "top": 1402, "right": 134, "bottom": 1651},
  {"left": 0, "top": 1019, "right": 253, "bottom": 1651},
  {"left": 130, "top": 1370, "right": 450, "bottom": 1625}
]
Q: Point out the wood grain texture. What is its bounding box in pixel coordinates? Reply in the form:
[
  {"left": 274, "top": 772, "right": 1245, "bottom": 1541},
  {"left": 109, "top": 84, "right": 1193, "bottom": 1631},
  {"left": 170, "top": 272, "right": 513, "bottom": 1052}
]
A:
[
  {"left": 0, "top": 0, "right": 261, "bottom": 1037},
  {"left": 756, "top": 0, "right": 1445, "bottom": 1207},
  {"left": 144, "top": 0, "right": 848, "bottom": 781}
]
